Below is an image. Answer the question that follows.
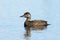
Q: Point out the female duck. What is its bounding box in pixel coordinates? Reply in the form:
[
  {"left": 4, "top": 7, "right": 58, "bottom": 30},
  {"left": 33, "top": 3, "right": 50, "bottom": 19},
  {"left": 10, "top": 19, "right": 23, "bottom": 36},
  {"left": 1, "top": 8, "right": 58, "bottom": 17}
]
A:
[{"left": 20, "top": 12, "right": 50, "bottom": 37}]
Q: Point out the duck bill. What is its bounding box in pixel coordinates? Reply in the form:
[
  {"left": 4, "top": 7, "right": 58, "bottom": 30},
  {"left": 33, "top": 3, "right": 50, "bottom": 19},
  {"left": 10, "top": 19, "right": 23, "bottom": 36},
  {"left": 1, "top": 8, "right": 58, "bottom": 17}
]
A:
[{"left": 20, "top": 15, "right": 24, "bottom": 17}]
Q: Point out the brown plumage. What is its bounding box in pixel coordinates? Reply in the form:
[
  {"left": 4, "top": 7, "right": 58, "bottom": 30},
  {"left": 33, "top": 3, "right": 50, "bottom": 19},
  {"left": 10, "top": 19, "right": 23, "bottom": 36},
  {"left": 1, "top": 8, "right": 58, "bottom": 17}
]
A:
[{"left": 20, "top": 12, "right": 50, "bottom": 37}]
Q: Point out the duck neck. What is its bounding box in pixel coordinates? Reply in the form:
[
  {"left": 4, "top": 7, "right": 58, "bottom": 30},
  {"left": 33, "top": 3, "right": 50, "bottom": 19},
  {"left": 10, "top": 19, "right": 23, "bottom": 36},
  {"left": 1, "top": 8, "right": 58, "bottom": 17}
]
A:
[{"left": 26, "top": 17, "right": 31, "bottom": 21}]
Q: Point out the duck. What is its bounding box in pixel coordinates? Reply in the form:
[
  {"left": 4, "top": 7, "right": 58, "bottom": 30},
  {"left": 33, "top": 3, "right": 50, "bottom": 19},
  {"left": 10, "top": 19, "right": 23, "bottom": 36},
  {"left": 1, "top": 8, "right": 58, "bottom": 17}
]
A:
[{"left": 20, "top": 12, "right": 50, "bottom": 37}]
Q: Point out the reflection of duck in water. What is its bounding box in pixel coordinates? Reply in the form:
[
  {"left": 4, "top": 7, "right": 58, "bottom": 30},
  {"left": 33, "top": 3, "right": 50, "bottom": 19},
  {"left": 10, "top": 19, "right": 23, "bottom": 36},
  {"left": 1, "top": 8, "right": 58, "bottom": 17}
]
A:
[{"left": 20, "top": 12, "right": 50, "bottom": 37}]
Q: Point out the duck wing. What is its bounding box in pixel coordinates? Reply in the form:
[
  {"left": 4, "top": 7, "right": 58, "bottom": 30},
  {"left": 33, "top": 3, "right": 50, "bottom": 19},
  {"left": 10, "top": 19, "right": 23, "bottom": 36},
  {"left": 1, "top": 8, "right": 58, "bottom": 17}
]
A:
[
  {"left": 31, "top": 20, "right": 47, "bottom": 26},
  {"left": 30, "top": 20, "right": 48, "bottom": 30}
]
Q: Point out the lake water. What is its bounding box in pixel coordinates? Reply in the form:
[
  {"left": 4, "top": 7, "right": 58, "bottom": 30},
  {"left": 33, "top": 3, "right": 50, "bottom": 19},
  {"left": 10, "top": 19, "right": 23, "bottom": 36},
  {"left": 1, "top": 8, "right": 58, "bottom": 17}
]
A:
[{"left": 0, "top": 0, "right": 60, "bottom": 40}]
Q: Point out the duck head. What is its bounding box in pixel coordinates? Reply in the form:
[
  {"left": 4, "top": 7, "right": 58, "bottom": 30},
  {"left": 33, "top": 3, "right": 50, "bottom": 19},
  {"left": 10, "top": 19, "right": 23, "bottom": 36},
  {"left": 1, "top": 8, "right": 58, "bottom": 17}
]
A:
[{"left": 20, "top": 12, "right": 31, "bottom": 18}]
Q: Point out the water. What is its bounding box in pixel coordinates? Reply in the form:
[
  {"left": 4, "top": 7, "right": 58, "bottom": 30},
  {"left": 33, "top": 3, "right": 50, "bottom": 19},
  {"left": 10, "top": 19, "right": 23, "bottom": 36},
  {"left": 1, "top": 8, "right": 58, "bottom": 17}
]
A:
[
  {"left": 0, "top": 0, "right": 60, "bottom": 40},
  {"left": 0, "top": 25, "right": 50, "bottom": 40}
]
